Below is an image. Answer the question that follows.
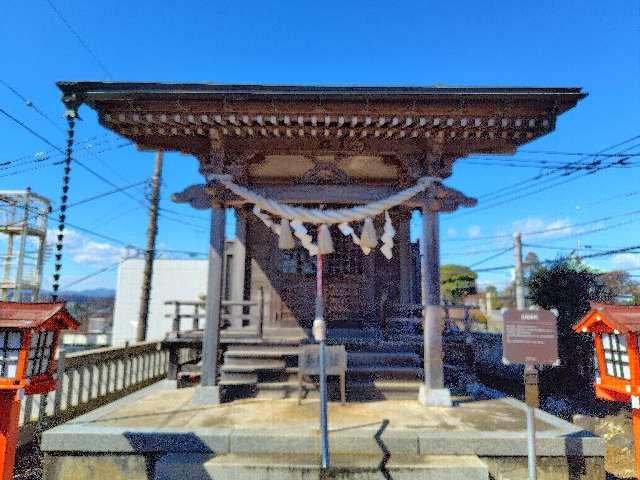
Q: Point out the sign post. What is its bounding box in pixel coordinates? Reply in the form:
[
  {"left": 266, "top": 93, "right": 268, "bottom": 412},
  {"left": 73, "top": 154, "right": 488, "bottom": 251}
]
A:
[{"left": 503, "top": 309, "right": 559, "bottom": 480}]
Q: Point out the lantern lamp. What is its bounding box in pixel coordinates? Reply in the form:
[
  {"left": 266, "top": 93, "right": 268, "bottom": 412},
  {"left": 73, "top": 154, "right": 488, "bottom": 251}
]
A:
[
  {"left": 0, "top": 302, "right": 78, "bottom": 480},
  {"left": 574, "top": 302, "right": 640, "bottom": 476}
]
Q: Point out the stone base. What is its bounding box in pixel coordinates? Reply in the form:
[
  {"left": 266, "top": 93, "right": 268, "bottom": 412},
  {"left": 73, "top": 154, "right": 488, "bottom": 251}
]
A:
[
  {"left": 156, "top": 379, "right": 178, "bottom": 390},
  {"left": 41, "top": 385, "right": 606, "bottom": 480},
  {"left": 192, "top": 385, "right": 221, "bottom": 405},
  {"left": 418, "top": 386, "right": 452, "bottom": 407}
]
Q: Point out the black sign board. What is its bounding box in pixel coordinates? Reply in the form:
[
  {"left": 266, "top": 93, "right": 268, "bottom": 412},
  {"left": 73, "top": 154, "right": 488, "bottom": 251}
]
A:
[{"left": 502, "top": 309, "right": 559, "bottom": 366}]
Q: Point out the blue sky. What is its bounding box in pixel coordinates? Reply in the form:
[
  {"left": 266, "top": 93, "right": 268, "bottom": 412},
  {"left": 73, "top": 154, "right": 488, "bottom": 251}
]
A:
[{"left": 1, "top": 0, "right": 639, "bottom": 291}]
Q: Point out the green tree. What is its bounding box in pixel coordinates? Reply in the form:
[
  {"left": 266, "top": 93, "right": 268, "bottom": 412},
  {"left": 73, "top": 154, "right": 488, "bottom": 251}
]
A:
[
  {"left": 527, "top": 257, "right": 613, "bottom": 388},
  {"left": 598, "top": 270, "right": 640, "bottom": 305},
  {"left": 441, "top": 264, "right": 477, "bottom": 304}
]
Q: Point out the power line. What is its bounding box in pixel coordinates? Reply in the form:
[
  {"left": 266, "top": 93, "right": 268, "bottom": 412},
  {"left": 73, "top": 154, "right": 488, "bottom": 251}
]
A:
[
  {"left": 0, "top": 79, "right": 66, "bottom": 132},
  {"left": 520, "top": 149, "right": 640, "bottom": 157},
  {"left": 0, "top": 107, "right": 63, "bottom": 151},
  {"left": 473, "top": 243, "right": 640, "bottom": 273},
  {"left": 450, "top": 149, "right": 640, "bottom": 219},
  {"left": 58, "top": 260, "right": 122, "bottom": 291},
  {"left": 469, "top": 246, "right": 513, "bottom": 268},
  {"left": 0, "top": 106, "right": 150, "bottom": 208},
  {"left": 44, "top": 0, "right": 113, "bottom": 79},
  {"left": 455, "top": 134, "right": 640, "bottom": 210},
  {"left": 66, "top": 180, "right": 148, "bottom": 209}
]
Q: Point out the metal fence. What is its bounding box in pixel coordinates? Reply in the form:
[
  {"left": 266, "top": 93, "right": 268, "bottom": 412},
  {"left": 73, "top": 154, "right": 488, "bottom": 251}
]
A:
[{"left": 18, "top": 341, "right": 169, "bottom": 445}]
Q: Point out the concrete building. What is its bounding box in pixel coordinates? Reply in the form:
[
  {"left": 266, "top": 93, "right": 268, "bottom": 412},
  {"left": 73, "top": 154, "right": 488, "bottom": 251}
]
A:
[{"left": 112, "top": 242, "right": 235, "bottom": 346}]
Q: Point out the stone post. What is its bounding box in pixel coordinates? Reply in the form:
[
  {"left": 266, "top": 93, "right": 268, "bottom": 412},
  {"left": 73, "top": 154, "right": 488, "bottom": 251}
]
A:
[
  {"left": 418, "top": 203, "right": 451, "bottom": 406},
  {"left": 194, "top": 202, "right": 225, "bottom": 405}
]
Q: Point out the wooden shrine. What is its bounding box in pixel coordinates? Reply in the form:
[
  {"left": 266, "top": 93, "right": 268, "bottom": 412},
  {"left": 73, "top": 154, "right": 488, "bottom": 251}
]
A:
[{"left": 56, "top": 82, "right": 585, "bottom": 403}]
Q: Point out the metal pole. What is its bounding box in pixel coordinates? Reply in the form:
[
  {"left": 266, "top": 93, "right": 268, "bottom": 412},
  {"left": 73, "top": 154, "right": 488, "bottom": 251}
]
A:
[
  {"left": 137, "top": 151, "right": 163, "bottom": 342},
  {"left": 314, "top": 250, "right": 330, "bottom": 470},
  {"left": 524, "top": 364, "right": 538, "bottom": 480},
  {"left": 514, "top": 233, "right": 525, "bottom": 310}
]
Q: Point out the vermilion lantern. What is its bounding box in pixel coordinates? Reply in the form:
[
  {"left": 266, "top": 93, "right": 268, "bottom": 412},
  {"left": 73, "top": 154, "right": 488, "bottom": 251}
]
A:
[
  {"left": 0, "top": 302, "right": 79, "bottom": 480},
  {"left": 574, "top": 302, "right": 640, "bottom": 476}
]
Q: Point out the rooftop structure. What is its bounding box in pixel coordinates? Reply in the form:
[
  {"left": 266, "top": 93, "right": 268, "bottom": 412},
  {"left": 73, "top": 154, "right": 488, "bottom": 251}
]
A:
[{"left": 0, "top": 190, "right": 51, "bottom": 302}]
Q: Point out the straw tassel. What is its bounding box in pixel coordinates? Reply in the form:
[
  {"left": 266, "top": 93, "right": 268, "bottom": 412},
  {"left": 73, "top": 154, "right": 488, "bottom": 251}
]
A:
[
  {"left": 360, "top": 217, "right": 378, "bottom": 249},
  {"left": 317, "top": 224, "right": 334, "bottom": 254},
  {"left": 380, "top": 211, "right": 396, "bottom": 259},
  {"left": 278, "top": 217, "right": 295, "bottom": 249},
  {"left": 339, "top": 221, "right": 371, "bottom": 255}
]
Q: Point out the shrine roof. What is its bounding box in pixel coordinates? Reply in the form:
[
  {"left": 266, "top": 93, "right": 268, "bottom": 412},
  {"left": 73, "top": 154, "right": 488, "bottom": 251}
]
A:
[
  {"left": 574, "top": 302, "right": 640, "bottom": 334},
  {"left": 0, "top": 302, "right": 79, "bottom": 330},
  {"left": 56, "top": 81, "right": 586, "bottom": 182},
  {"left": 57, "top": 82, "right": 585, "bottom": 107}
]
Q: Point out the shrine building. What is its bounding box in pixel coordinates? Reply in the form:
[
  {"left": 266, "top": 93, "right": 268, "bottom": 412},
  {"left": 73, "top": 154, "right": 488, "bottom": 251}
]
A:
[{"left": 56, "top": 82, "right": 585, "bottom": 405}]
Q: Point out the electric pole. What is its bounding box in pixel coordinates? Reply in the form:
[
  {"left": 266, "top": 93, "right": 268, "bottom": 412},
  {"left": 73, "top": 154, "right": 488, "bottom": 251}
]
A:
[
  {"left": 137, "top": 151, "right": 163, "bottom": 342},
  {"left": 514, "top": 232, "right": 525, "bottom": 310}
]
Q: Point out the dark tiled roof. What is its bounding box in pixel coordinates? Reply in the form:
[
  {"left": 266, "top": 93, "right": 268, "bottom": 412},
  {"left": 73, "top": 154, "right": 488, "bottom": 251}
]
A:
[{"left": 0, "top": 302, "right": 79, "bottom": 329}]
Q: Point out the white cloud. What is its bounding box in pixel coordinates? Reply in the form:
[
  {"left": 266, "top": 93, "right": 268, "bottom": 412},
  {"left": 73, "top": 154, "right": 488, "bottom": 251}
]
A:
[
  {"left": 468, "top": 225, "right": 482, "bottom": 238},
  {"left": 511, "top": 217, "right": 571, "bottom": 239},
  {"left": 611, "top": 253, "right": 640, "bottom": 270},
  {"left": 47, "top": 228, "right": 127, "bottom": 266}
]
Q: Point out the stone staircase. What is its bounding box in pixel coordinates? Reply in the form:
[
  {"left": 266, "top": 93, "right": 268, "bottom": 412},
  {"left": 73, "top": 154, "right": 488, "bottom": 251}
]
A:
[{"left": 218, "top": 316, "right": 428, "bottom": 400}]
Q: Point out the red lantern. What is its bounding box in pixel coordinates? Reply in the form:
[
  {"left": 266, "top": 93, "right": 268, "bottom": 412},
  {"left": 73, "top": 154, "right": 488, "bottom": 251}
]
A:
[
  {"left": 0, "top": 302, "right": 79, "bottom": 480},
  {"left": 574, "top": 302, "right": 640, "bottom": 475}
]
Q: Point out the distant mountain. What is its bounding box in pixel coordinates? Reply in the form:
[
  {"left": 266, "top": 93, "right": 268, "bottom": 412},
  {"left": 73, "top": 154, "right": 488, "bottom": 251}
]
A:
[
  {"left": 40, "top": 288, "right": 116, "bottom": 299},
  {"left": 70, "top": 288, "right": 116, "bottom": 298}
]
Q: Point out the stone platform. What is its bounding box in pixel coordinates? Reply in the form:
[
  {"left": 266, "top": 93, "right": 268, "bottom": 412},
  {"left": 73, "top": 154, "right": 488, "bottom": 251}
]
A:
[{"left": 41, "top": 382, "right": 605, "bottom": 479}]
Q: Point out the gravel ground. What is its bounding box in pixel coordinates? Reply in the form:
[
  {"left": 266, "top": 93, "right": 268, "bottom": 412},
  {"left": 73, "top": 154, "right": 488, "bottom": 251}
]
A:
[{"left": 13, "top": 444, "right": 42, "bottom": 480}]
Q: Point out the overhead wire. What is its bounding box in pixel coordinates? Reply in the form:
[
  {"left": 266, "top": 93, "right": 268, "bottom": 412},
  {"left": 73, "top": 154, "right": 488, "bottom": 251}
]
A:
[
  {"left": 43, "top": 0, "right": 113, "bottom": 79},
  {"left": 0, "top": 79, "right": 66, "bottom": 132}
]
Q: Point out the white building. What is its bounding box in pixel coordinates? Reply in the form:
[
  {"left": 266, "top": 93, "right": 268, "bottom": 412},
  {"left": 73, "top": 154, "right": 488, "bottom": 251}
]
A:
[{"left": 112, "top": 258, "right": 210, "bottom": 345}]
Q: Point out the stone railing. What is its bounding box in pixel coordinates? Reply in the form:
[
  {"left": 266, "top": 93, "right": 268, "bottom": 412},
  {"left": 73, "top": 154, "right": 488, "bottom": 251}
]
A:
[{"left": 18, "top": 341, "right": 169, "bottom": 446}]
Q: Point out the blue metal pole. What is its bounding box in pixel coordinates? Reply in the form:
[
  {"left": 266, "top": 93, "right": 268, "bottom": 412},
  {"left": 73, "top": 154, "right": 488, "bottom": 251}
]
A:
[
  {"left": 314, "top": 251, "right": 330, "bottom": 469},
  {"left": 319, "top": 338, "right": 329, "bottom": 469}
]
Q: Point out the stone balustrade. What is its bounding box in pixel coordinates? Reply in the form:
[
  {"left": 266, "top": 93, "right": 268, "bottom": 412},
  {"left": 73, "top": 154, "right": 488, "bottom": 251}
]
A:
[{"left": 18, "top": 341, "right": 170, "bottom": 446}]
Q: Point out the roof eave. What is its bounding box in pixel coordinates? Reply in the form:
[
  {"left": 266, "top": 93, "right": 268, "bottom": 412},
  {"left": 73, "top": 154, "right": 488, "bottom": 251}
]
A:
[{"left": 56, "top": 81, "right": 587, "bottom": 108}]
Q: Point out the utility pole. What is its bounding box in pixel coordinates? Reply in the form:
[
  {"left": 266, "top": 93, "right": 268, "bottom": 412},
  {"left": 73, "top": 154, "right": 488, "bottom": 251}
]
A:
[
  {"left": 513, "top": 232, "right": 525, "bottom": 310},
  {"left": 136, "top": 151, "right": 163, "bottom": 342}
]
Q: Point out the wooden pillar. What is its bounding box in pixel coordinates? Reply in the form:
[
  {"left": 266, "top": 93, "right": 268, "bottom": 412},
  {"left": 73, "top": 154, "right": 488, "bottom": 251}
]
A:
[
  {"left": 363, "top": 252, "right": 377, "bottom": 321},
  {"left": 196, "top": 202, "right": 225, "bottom": 403},
  {"left": 418, "top": 203, "right": 451, "bottom": 406},
  {"left": 397, "top": 207, "right": 413, "bottom": 305},
  {"left": 230, "top": 209, "right": 247, "bottom": 329}
]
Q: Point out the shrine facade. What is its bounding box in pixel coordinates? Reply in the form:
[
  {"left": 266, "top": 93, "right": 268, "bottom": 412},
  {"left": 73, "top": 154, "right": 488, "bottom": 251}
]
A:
[{"left": 57, "top": 82, "right": 585, "bottom": 403}]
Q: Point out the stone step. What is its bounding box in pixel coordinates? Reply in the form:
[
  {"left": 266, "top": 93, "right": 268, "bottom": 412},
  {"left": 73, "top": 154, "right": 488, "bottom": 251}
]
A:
[
  {"left": 387, "top": 317, "right": 423, "bottom": 324},
  {"left": 347, "top": 351, "right": 422, "bottom": 367},
  {"left": 224, "top": 346, "right": 300, "bottom": 357},
  {"left": 219, "top": 371, "right": 258, "bottom": 384},
  {"left": 328, "top": 336, "right": 422, "bottom": 345},
  {"left": 347, "top": 380, "right": 423, "bottom": 400},
  {"left": 220, "top": 361, "right": 287, "bottom": 372},
  {"left": 154, "top": 453, "right": 489, "bottom": 480},
  {"left": 349, "top": 366, "right": 423, "bottom": 380}
]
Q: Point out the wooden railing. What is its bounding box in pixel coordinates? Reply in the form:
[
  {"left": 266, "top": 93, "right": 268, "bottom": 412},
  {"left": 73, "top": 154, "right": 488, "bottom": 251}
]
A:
[
  {"left": 165, "top": 288, "right": 265, "bottom": 336},
  {"left": 18, "top": 341, "right": 169, "bottom": 446},
  {"left": 379, "top": 297, "right": 482, "bottom": 332}
]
